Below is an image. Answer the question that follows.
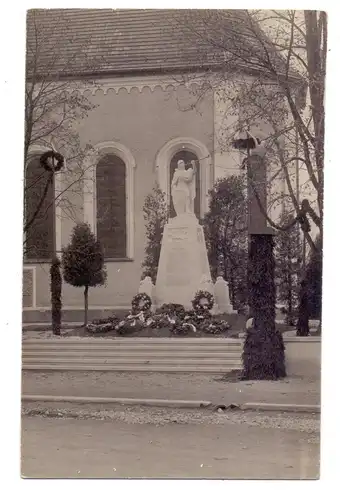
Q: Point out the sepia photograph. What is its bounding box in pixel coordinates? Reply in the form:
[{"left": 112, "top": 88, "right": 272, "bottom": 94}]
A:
[{"left": 19, "top": 6, "right": 325, "bottom": 480}]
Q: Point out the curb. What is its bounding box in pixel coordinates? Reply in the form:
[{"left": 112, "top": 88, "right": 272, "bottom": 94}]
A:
[
  {"left": 21, "top": 395, "right": 320, "bottom": 413},
  {"left": 241, "top": 402, "right": 320, "bottom": 414},
  {"left": 21, "top": 395, "right": 212, "bottom": 409},
  {"left": 22, "top": 323, "right": 82, "bottom": 332}
]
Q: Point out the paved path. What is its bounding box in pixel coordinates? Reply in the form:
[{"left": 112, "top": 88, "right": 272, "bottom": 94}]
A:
[
  {"left": 22, "top": 371, "right": 321, "bottom": 406},
  {"left": 21, "top": 413, "right": 319, "bottom": 479}
]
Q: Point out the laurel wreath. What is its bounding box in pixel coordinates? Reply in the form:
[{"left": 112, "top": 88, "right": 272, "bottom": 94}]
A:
[
  {"left": 192, "top": 290, "right": 214, "bottom": 312},
  {"left": 131, "top": 293, "right": 152, "bottom": 313},
  {"left": 40, "top": 151, "right": 65, "bottom": 172}
]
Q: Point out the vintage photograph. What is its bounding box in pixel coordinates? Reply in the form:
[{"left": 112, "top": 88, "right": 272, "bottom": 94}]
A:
[{"left": 21, "top": 8, "right": 323, "bottom": 479}]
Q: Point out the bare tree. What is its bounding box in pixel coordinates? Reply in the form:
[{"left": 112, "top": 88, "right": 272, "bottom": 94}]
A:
[
  {"left": 24, "top": 10, "right": 104, "bottom": 255},
  {"left": 170, "top": 9, "right": 326, "bottom": 251}
]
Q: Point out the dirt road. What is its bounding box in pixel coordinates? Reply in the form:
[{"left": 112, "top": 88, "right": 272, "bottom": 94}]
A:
[
  {"left": 21, "top": 371, "right": 321, "bottom": 406},
  {"left": 21, "top": 412, "right": 319, "bottom": 479}
]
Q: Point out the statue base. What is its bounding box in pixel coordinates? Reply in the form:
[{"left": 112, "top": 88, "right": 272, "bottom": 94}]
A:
[{"left": 155, "top": 214, "right": 212, "bottom": 310}]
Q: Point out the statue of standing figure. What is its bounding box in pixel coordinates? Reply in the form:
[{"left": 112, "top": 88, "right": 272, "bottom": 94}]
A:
[{"left": 171, "top": 159, "right": 196, "bottom": 217}]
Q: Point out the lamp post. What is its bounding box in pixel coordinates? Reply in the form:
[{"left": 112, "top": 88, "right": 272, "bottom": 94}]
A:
[{"left": 233, "top": 131, "right": 286, "bottom": 380}]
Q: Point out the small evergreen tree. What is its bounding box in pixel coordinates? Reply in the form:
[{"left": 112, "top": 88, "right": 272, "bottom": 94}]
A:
[
  {"left": 141, "top": 184, "right": 168, "bottom": 283},
  {"left": 50, "top": 256, "right": 62, "bottom": 335},
  {"left": 62, "top": 223, "right": 107, "bottom": 325},
  {"left": 275, "top": 210, "right": 303, "bottom": 325}
]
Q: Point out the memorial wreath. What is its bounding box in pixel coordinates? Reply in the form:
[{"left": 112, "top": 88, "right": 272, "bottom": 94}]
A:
[
  {"left": 131, "top": 293, "right": 152, "bottom": 313},
  {"left": 192, "top": 290, "right": 214, "bottom": 312},
  {"left": 40, "top": 151, "right": 65, "bottom": 172}
]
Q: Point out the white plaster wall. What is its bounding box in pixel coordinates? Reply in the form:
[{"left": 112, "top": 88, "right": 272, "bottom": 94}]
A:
[
  {"left": 213, "top": 79, "right": 285, "bottom": 227},
  {"left": 213, "top": 86, "right": 241, "bottom": 181}
]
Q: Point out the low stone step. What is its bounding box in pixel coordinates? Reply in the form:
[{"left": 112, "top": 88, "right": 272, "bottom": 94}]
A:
[
  {"left": 21, "top": 337, "right": 244, "bottom": 373},
  {"left": 21, "top": 363, "right": 241, "bottom": 373},
  {"left": 22, "top": 338, "right": 243, "bottom": 345},
  {"left": 22, "top": 350, "right": 242, "bottom": 359},
  {"left": 22, "top": 341, "right": 243, "bottom": 351},
  {"left": 22, "top": 347, "right": 243, "bottom": 355},
  {"left": 22, "top": 356, "right": 241, "bottom": 365}
]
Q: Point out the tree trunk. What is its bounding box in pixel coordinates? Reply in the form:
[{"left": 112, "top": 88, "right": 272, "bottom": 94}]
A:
[
  {"left": 287, "top": 239, "right": 293, "bottom": 325},
  {"left": 229, "top": 266, "right": 235, "bottom": 308},
  {"left": 296, "top": 280, "right": 310, "bottom": 336},
  {"left": 242, "top": 234, "right": 286, "bottom": 380},
  {"left": 50, "top": 257, "right": 62, "bottom": 336},
  {"left": 84, "top": 285, "right": 89, "bottom": 326}
]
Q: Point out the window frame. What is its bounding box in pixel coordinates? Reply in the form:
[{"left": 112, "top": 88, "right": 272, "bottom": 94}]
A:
[{"left": 83, "top": 141, "right": 136, "bottom": 261}]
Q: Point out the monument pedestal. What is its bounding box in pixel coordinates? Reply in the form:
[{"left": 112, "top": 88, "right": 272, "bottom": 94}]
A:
[{"left": 155, "top": 214, "right": 212, "bottom": 310}]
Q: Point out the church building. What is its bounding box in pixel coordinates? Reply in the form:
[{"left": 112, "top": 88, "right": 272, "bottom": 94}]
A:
[{"left": 23, "top": 9, "right": 287, "bottom": 320}]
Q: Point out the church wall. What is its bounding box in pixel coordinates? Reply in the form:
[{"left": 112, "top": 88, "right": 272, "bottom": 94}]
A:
[
  {"left": 32, "top": 82, "right": 214, "bottom": 310},
  {"left": 213, "top": 85, "right": 242, "bottom": 181},
  {"left": 213, "top": 77, "right": 289, "bottom": 225}
]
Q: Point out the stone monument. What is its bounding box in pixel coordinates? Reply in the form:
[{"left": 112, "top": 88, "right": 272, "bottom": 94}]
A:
[
  {"left": 138, "top": 276, "right": 156, "bottom": 312},
  {"left": 138, "top": 276, "right": 155, "bottom": 300},
  {"left": 214, "top": 276, "right": 237, "bottom": 314},
  {"left": 155, "top": 159, "right": 212, "bottom": 309}
]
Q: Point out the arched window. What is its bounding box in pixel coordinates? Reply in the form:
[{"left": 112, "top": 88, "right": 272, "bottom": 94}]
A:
[
  {"left": 169, "top": 150, "right": 201, "bottom": 218},
  {"left": 25, "top": 156, "right": 54, "bottom": 260},
  {"left": 96, "top": 154, "right": 127, "bottom": 258}
]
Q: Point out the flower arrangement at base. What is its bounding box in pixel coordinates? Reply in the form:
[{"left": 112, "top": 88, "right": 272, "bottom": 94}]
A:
[
  {"left": 192, "top": 290, "right": 214, "bottom": 313},
  {"left": 86, "top": 314, "right": 119, "bottom": 334},
  {"left": 170, "top": 321, "right": 197, "bottom": 336},
  {"left": 115, "top": 310, "right": 148, "bottom": 335},
  {"left": 184, "top": 309, "right": 212, "bottom": 325},
  {"left": 156, "top": 303, "right": 186, "bottom": 320},
  {"left": 85, "top": 295, "right": 232, "bottom": 337},
  {"left": 131, "top": 293, "right": 152, "bottom": 314},
  {"left": 115, "top": 320, "right": 141, "bottom": 335},
  {"left": 201, "top": 319, "right": 231, "bottom": 335},
  {"left": 147, "top": 314, "right": 172, "bottom": 329}
]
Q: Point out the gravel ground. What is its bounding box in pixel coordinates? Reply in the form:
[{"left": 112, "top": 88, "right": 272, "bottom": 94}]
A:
[
  {"left": 22, "top": 330, "right": 75, "bottom": 340},
  {"left": 21, "top": 410, "right": 320, "bottom": 478},
  {"left": 22, "top": 402, "right": 320, "bottom": 439},
  {"left": 22, "top": 371, "right": 321, "bottom": 406}
]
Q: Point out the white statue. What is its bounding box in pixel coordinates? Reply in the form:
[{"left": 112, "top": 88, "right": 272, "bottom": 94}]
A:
[{"left": 171, "top": 159, "right": 196, "bottom": 216}]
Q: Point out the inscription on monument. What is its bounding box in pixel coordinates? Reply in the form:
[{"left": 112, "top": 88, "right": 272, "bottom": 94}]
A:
[
  {"left": 166, "top": 244, "right": 191, "bottom": 286},
  {"left": 167, "top": 227, "right": 189, "bottom": 241},
  {"left": 155, "top": 214, "right": 213, "bottom": 309}
]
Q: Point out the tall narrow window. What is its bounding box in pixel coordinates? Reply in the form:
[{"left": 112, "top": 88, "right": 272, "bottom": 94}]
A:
[
  {"left": 170, "top": 150, "right": 200, "bottom": 218},
  {"left": 25, "top": 156, "right": 54, "bottom": 260},
  {"left": 96, "top": 154, "right": 127, "bottom": 258}
]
